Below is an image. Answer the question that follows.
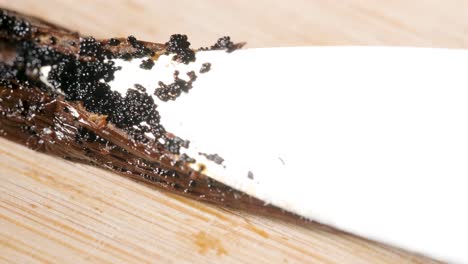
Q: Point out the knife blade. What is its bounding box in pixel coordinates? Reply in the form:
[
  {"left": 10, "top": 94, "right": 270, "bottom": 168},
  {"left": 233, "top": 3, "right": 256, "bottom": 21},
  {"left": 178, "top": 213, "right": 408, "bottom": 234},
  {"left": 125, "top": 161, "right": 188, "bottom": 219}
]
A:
[{"left": 43, "top": 46, "right": 468, "bottom": 263}]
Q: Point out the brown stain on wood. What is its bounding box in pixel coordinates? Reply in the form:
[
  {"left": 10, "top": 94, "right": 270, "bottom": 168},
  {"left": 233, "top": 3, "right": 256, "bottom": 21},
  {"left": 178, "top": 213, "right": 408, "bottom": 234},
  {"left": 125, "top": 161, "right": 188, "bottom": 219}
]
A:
[
  {"left": 166, "top": 192, "right": 230, "bottom": 221},
  {"left": 23, "top": 169, "right": 44, "bottom": 183},
  {"left": 246, "top": 224, "right": 269, "bottom": 238},
  {"left": 193, "top": 231, "right": 228, "bottom": 256}
]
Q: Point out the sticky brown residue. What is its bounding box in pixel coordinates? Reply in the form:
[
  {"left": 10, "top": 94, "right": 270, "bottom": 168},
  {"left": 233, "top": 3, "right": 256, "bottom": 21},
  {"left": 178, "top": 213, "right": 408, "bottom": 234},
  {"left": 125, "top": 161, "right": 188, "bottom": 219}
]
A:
[
  {"left": 193, "top": 231, "right": 227, "bottom": 256},
  {"left": 0, "top": 8, "right": 279, "bottom": 218},
  {"left": 197, "top": 163, "right": 207, "bottom": 174}
]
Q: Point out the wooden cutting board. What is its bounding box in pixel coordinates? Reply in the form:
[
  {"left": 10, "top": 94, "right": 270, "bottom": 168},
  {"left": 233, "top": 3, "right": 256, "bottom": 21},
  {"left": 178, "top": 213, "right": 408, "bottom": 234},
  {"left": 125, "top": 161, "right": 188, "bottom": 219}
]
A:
[{"left": 1, "top": 0, "right": 464, "bottom": 263}]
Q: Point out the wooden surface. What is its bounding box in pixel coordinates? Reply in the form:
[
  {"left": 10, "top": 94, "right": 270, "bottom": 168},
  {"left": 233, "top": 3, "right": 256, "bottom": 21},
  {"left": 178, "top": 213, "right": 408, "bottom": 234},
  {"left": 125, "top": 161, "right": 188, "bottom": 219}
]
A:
[{"left": 0, "top": 0, "right": 464, "bottom": 263}]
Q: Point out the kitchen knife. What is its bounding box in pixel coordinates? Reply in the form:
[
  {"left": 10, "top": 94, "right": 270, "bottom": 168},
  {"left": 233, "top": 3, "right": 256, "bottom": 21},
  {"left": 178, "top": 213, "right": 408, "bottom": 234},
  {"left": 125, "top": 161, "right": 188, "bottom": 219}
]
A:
[{"left": 42, "top": 46, "right": 468, "bottom": 263}]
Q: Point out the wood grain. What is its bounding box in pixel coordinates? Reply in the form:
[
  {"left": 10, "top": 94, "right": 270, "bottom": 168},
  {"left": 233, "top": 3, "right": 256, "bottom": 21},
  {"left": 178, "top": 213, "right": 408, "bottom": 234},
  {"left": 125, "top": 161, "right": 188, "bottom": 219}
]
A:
[{"left": 0, "top": 0, "right": 462, "bottom": 263}]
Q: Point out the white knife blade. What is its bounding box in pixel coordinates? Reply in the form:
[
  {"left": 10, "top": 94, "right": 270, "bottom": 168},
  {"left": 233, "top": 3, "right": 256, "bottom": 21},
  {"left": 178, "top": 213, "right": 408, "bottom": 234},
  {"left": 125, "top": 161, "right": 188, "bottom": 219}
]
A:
[{"left": 45, "top": 47, "right": 468, "bottom": 263}]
